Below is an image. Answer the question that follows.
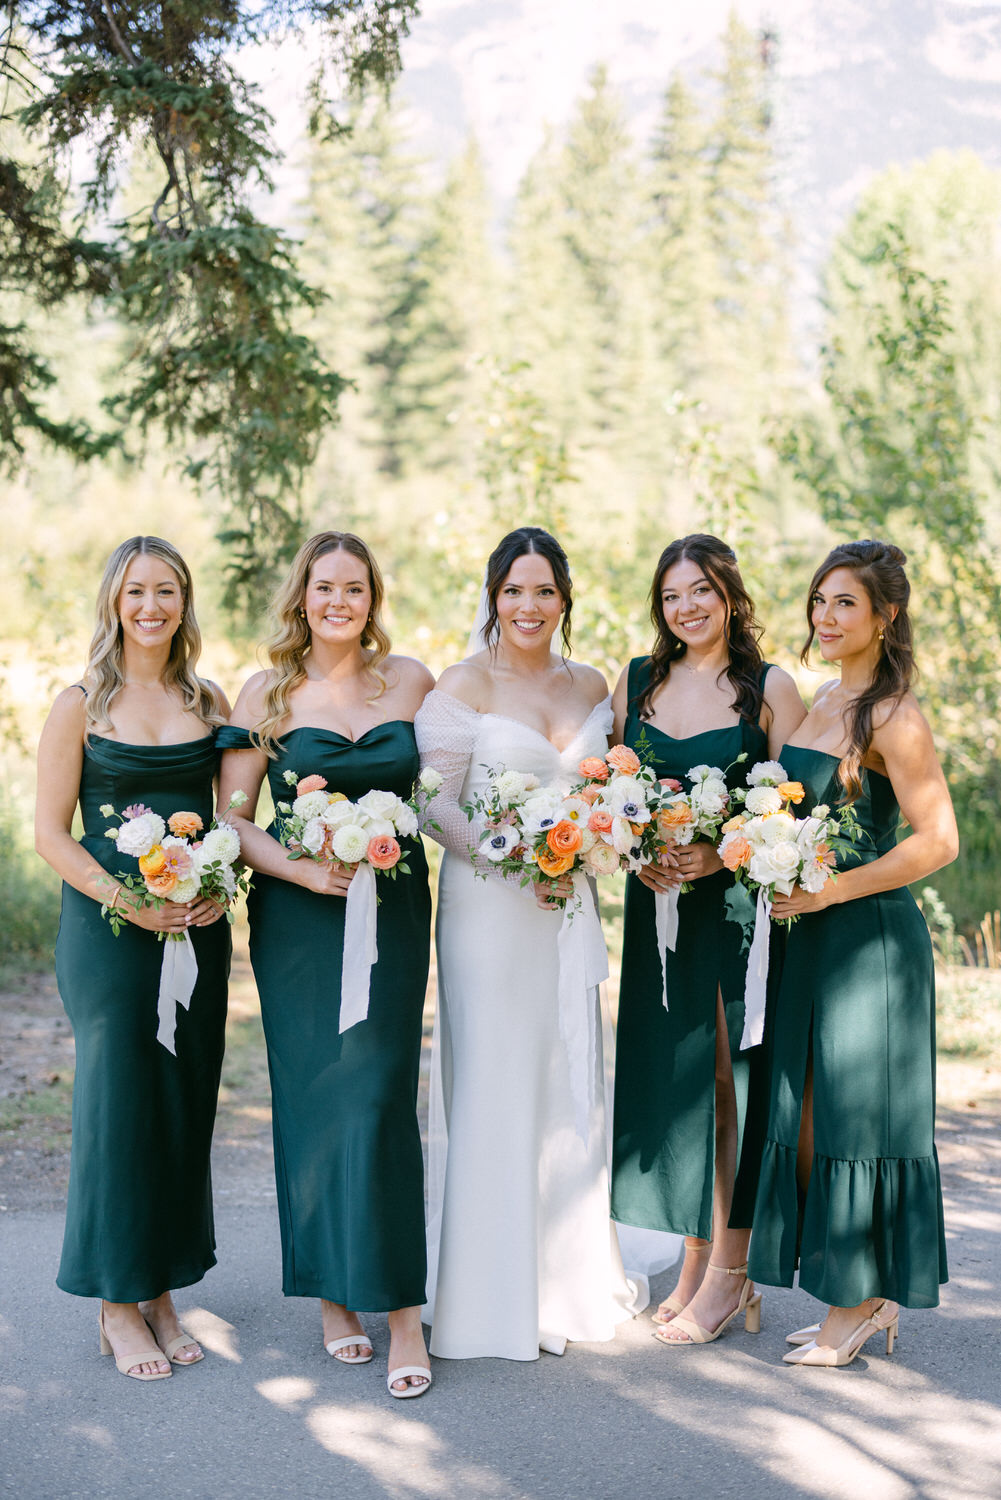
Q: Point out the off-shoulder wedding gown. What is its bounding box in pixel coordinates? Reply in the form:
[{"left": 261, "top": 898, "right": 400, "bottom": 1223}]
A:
[{"left": 416, "top": 688, "right": 649, "bottom": 1360}]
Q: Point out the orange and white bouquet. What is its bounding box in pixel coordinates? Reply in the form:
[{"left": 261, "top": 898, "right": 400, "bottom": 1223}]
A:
[
  {"left": 274, "top": 770, "right": 422, "bottom": 880},
  {"left": 463, "top": 767, "right": 597, "bottom": 906},
  {"left": 273, "top": 770, "right": 434, "bottom": 1035},
  {"left": 99, "top": 793, "right": 249, "bottom": 1053},
  {"left": 718, "top": 760, "right": 863, "bottom": 1050}
]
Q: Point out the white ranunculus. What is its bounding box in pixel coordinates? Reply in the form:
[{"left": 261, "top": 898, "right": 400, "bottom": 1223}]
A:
[
  {"left": 300, "top": 817, "right": 327, "bottom": 854},
  {"left": 331, "top": 824, "right": 369, "bottom": 864},
  {"left": 493, "top": 770, "right": 531, "bottom": 804},
  {"left": 201, "top": 824, "right": 241, "bottom": 865},
  {"left": 116, "top": 812, "right": 166, "bottom": 858},
  {"left": 293, "top": 790, "right": 330, "bottom": 821},
  {"left": 393, "top": 802, "right": 418, "bottom": 838},
  {"left": 418, "top": 766, "right": 444, "bottom": 793},
  {"left": 759, "top": 811, "right": 799, "bottom": 846},
  {"left": 744, "top": 785, "right": 782, "bottom": 816},
  {"left": 171, "top": 874, "right": 201, "bottom": 903},
  {"left": 692, "top": 778, "right": 728, "bottom": 816},
  {"left": 687, "top": 763, "right": 712, "bottom": 781},
  {"left": 479, "top": 827, "right": 520, "bottom": 862},
  {"left": 361, "top": 816, "right": 395, "bottom": 840},
  {"left": 585, "top": 840, "right": 621, "bottom": 876},
  {"left": 357, "top": 788, "right": 399, "bottom": 820},
  {"left": 320, "top": 799, "right": 359, "bottom": 829},
  {"left": 795, "top": 816, "right": 825, "bottom": 852},
  {"left": 800, "top": 862, "right": 829, "bottom": 894},
  {"left": 747, "top": 760, "right": 787, "bottom": 787},
  {"left": 610, "top": 815, "right": 639, "bottom": 857}
]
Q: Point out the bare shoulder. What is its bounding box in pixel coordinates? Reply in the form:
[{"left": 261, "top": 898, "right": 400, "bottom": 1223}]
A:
[
  {"left": 762, "top": 665, "right": 800, "bottom": 703},
  {"left": 435, "top": 659, "right": 490, "bottom": 710},
  {"left": 872, "top": 691, "right": 932, "bottom": 745},
  {"left": 809, "top": 677, "right": 840, "bottom": 708},
  {"left": 203, "top": 678, "right": 232, "bottom": 719},
  {"left": 229, "top": 669, "right": 271, "bottom": 729},
  {"left": 568, "top": 661, "right": 609, "bottom": 707},
  {"left": 44, "top": 684, "right": 88, "bottom": 733},
  {"left": 383, "top": 653, "right": 434, "bottom": 695}
]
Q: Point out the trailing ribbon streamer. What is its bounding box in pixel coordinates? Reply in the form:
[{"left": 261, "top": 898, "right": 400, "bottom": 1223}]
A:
[
  {"left": 339, "top": 860, "right": 379, "bottom": 1033},
  {"left": 654, "top": 885, "right": 680, "bottom": 1011},
  {"left": 556, "top": 870, "right": 610, "bottom": 1141},
  {"left": 740, "top": 887, "right": 772, "bottom": 1050},
  {"left": 156, "top": 930, "right": 198, "bottom": 1054}
]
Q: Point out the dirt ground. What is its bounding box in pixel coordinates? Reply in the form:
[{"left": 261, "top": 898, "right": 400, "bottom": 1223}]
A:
[{"left": 1, "top": 939, "right": 998, "bottom": 1214}]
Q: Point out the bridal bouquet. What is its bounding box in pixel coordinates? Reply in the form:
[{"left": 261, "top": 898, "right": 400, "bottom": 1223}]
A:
[
  {"left": 463, "top": 766, "right": 600, "bottom": 903},
  {"left": 274, "top": 769, "right": 433, "bottom": 1035},
  {"left": 274, "top": 770, "right": 421, "bottom": 879},
  {"left": 718, "top": 759, "right": 863, "bottom": 1050},
  {"left": 99, "top": 793, "right": 250, "bottom": 1053}
]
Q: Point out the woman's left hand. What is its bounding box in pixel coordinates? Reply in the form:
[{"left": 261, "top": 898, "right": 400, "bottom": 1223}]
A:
[
  {"left": 770, "top": 883, "right": 834, "bottom": 920},
  {"left": 673, "top": 842, "right": 723, "bottom": 882},
  {"left": 185, "top": 897, "right": 228, "bottom": 928}
]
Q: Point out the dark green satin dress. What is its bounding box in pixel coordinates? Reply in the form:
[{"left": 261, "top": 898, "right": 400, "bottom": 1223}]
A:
[
  {"left": 55, "top": 732, "right": 230, "bottom": 1301},
  {"left": 748, "top": 746, "right": 948, "bottom": 1308},
  {"left": 611, "top": 657, "right": 771, "bottom": 1240},
  {"left": 217, "top": 722, "right": 430, "bottom": 1311}
]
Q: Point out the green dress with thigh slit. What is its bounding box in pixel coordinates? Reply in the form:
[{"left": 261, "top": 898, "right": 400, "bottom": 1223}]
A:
[
  {"left": 611, "top": 656, "right": 772, "bottom": 1240},
  {"left": 55, "top": 732, "right": 230, "bottom": 1301},
  {"left": 748, "top": 745, "right": 947, "bottom": 1308},
  {"left": 217, "top": 721, "right": 430, "bottom": 1312}
]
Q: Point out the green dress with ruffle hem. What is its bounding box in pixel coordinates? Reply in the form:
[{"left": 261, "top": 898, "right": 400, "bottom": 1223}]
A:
[
  {"left": 747, "top": 745, "right": 948, "bottom": 1308},
  {"left": 55, "top": 731, "right": 230, "bottom": 1301},
  {"left": 217, "top": 722, "right": 430, "bottom": 1312},
  {"left": 610, "top": 656, "right": 773, "bottom": 1240}
]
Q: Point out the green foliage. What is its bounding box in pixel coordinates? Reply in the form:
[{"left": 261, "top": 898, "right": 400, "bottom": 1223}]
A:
[{"left": 0, "top": 777, "right": 61, "bottom": 973}]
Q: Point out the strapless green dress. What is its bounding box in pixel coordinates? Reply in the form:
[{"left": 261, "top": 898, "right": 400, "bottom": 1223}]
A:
[
  {"left": 748, "top": 746, "right": 947, "bottom": 1307},
  {"left": 55, "top": 732, "right": 230, "bottom": 1301},
  {"left": 611, "top": 657, "right": 772, "bottom": 1239},
  {"left": 217, "top": 721, "right": 430, "bottom": 1311}
]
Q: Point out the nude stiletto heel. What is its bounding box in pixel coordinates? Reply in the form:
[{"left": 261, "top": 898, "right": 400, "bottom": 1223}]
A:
[{"left": 783, "top": 1300, "right": 899, "bottom": 1367}]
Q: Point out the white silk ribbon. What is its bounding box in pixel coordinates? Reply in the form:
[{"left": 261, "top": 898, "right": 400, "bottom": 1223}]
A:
[
  {"left": 339, "top": 860, "right": 379, "bottom": 1033},
  {"left": 654, "top": 885, "right": 680, "bottom": 1011},
  {"left": 556, "top": 870, "right": 610, "bottom": 1141},
  {"left": 156, "top": 930, "right": 198, "bottom": 1054},
  {"left": 740, "top": 887, "right": 772, "bottom": 1050}
]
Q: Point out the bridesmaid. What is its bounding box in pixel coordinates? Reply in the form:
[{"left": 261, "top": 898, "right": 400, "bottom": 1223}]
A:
[
  {"left": 749, "top": 540, "right": 957, "bottom": 1366},
  {"left": 217, "top": 531, "right": 434, "bottom": 1398},
  {"left": 610, "top": 534, "right": 806, "bottom": 1347},
  {"left": 35, "top": 536, "right": 231, "bottom": 1380}
]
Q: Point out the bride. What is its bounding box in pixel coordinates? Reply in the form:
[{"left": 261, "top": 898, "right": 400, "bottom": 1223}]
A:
[{"left": 415, "top": 526, "right": 647, "bottom": 1361}]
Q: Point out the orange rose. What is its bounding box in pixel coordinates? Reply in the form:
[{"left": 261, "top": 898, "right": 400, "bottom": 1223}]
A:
[
  {"left": 536, "top": 847, "right": 575, "bottom": 878},
  {"left": 578, "top": 784, "right": 604, "bottom": 805},
  {"left": 144, "top": 869, "right": 178, "bottom": 896},
  {"left": 367, "top": 834, "right": 401, "bottom": 870},
  {"left": 777, "top": 781, "right": 805, "bottom": 805},
  {"left": 138, "top": 845, "right": 166, "bottom": 877},
  {"left": 606, "top": 744, "right": 641, "bottom": 775},
  {"left": 547, "top": 820, "right": 584, "bottom": 857},
  {"left": 168, "top": 810, "right": 203, "bottom": 838},
  {"left": 720, "top": 835, "right": 752, "bottom": 872},
  {"left": 296, "top": 774, "right": 328, "bottom": 796},
  {"left": 657, "top": 805, "right": 694, "bottom": 841},
  {"left": 588, "top": 808, "right": 614, "bottom": 833},
  {"left": 578, "top": 756, "right": 610, "bottom": 782}
]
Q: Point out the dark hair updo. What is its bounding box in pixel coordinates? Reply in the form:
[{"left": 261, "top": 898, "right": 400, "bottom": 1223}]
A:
[
  {"left": 636, "top": 533, "right": 765, "bottom": 722},
  {"left": 478, "top": 526, "right": 573, "bottom": 656},
  {"left": 803, "top": 539, "right": 914, "bottom": 802}
]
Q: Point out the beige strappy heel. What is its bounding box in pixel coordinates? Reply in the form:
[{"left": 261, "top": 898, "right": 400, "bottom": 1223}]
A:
[
  {"left": 653, "top": 1262, "right": 762, "bottom": 1346},
  {"left": 99, "top": 1308, "right": 172, "bottom": 1381}
]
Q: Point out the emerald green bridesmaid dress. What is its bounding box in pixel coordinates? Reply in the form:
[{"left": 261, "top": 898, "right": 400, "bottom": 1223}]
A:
[
  {"left": 748, "top": 746, "right": 948, "bottom": 1308},
  {"left": 55, "top": 731, "right": 230, "bottom": 1301},
  {"left": 217, "top": 722, "right": 430, "bottom": 1312},
  {"left": 611, "top": 657, "right": 772, "bottom": 1240}
]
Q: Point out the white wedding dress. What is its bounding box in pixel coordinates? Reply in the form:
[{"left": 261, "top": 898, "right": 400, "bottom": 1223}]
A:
[{"left": 415, "top": 688, "right": 649, "bottom": 1360}]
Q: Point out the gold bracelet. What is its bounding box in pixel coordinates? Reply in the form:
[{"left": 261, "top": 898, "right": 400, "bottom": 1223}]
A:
[{"left": 108, "top": 887, "right": 124, "bottom": 912}]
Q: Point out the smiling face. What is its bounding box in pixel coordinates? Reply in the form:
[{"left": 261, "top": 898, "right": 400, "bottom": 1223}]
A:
[
  {"left": 810, "top": 566, "right": 884, "bottom": 664},
  {"left": 495, "top": 552, "right": 564, "bottom": 652},
  {"left": 303, "top": 547, "right": 372, "bottom": 646},
  {"left": 117, "top": 554, "right": 184, "bottom": 651},
  {"left": 659, "top": 556, "right": 728, "bottom": 652}
]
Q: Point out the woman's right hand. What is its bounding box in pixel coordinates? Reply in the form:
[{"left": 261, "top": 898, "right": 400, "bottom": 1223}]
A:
[
  {"left": 117, "top": 895, "right": 197, "bottom": 934},
  {"left": 298, "top": 858, "right": 357, "bottom": 898},
  {"left": 636, "top": 850, "right": 683, "bottom": 893}
]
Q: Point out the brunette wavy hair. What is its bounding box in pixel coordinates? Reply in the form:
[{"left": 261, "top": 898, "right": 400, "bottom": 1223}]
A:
[
  {"left": 254, "top": 531, "right": 391, "bottom": 757},
  {"left": 635, "top": 534, "right": 765, "bottom": 722},
  {"left": 802, "top": 539, "right": 914, "bottom": 802},
  {"left": 477, "top": 526, "right": 573, "bottom": 657},
  {"left": 83, "top": 536, "right": 222, "bottom": 738}
]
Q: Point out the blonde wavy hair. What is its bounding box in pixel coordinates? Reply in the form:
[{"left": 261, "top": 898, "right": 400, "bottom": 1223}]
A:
[
  {"left": 83, "top": 536, "right": 223, "bottom": 738},
  {"left": 254, "top": 532, "right": 392, "bottom": 756}
]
